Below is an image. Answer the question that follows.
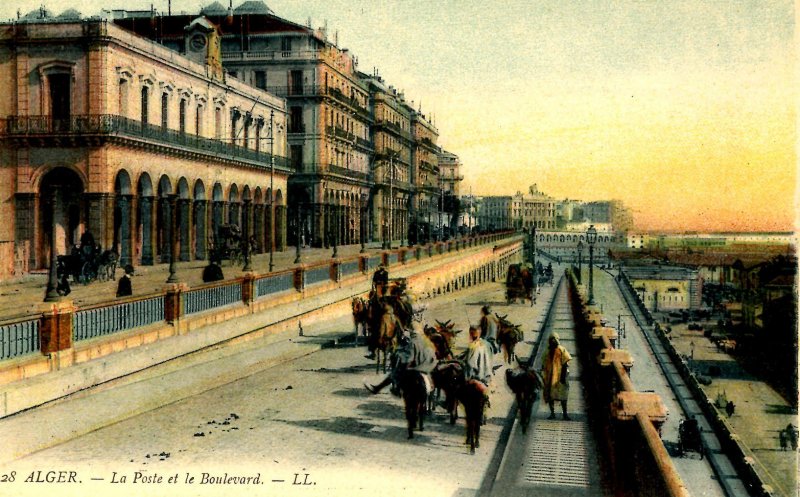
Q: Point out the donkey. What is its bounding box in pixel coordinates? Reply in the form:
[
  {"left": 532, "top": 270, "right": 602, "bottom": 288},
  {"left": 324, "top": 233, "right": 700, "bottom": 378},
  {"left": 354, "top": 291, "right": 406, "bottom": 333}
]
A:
[
  {"left": 496, "top": 314, "right": 525, "bottom": 365},
  {"left": 400, "top": 369, "right": 429, "bottom": 439},
  {"left": 457, "top": 379, "right": 489, "bottom": 454},
  {"left": 431, "top": 360, "right": 465, "bottom": 424},
  {"left": 505, "top": 359, "right": 543, "bottom": 433}
]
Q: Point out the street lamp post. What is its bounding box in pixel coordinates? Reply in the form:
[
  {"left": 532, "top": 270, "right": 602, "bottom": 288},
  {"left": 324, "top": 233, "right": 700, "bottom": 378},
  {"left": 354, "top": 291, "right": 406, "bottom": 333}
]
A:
[
  {"left": 360, "top": 192, "right": 368, "bottom": 253},
  {"left": 587, "top": 225, "right": 597, "bottom": 305},
  {"left": 293, "top": 202, "right": 303, "bottom": 264},
  {"left": 577, "top": 240, "right": 584, "bottom": 285},
  {"left": 331, "top": 202, "right": 338, "bottom": 259},
  {"left": 44, "top": 187, "right": 61, "bottom": 302},
  {"left": 267, "top": 110, "right": 282, "bottom": 273},
  {"left": 242, "top": 197, "right": 252, "bottom": 271},
  {"left": 166, "top": 194, "right": 179, "bottom": 283}
]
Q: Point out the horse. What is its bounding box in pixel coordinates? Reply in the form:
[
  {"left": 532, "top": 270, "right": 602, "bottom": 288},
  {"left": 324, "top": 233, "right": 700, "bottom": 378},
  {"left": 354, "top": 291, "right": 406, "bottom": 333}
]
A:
[
  {"left": 374, "top": 303, "right": 400, "bottom": 374},
  {"left": 496, "top": 314, "right": 524, "bottom": 365},
  {"left": 457, "top": 379, "right": 489, "bottom": 454},
  {"left": 505, "top": 360, "right": 543, "bottom": 433},
  {"left": 351, "top": 297, "right": 370, "bottom": 342},
  {"left": 399, "top": 369, "right": 429, "bottom": 439},
  {"left": 98, "top": 249, "right": 118, "bottom": 281},
  {"left": 431, "top": 360, "right": 465, "bottom": 424}
]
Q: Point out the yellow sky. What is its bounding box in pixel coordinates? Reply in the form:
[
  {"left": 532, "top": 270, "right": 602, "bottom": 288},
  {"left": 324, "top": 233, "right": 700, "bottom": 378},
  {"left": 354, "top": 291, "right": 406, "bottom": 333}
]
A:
[{"left": 2, "top": 0, "right": 796, "bottom": 232}]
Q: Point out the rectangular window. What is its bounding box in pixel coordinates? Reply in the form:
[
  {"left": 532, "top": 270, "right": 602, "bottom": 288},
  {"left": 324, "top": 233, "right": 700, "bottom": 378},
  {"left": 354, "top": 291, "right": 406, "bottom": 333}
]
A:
[
  {"left": 161, "top": 93, "right": 169, "bottom": 129},
  {"left": 255, "top": 71, "right": 266, "bottom": 90},
  {"left": 141, "top": 87, "right": 149, "bottom": 125},
  {"left": 196, "top": 105, "right": 203, "bottom": 135},
  {"left": 290, "top": 144, "right": 303, "bottom": 171},
  {"left": 289, "top": 106, "right": 303, "bottom": 133},
  {"left": 179, "top": 99, "right": 187, "bottom": 134},
  {"left": 281, "top": 37, "right": 292, "bottom": 52},
  {"left": 214, "top": 107, "right": 222, "bottom": 139},
  {"left": 289, "top": 70, "right": 303, "bottom": 95},
  {"left": 118, "top": 79, "right": 129, "bottom": 116}
]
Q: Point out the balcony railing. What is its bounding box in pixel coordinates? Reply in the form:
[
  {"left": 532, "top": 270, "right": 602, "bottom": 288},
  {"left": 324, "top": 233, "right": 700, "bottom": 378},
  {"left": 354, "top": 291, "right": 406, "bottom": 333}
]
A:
[
  {"left": 326, "top": 164, "right": 369, "bottom": 180},
  {"left": 4, "top": 115, "right": 290, "bottom": 169},
  {"left": 375, "top": 119, "right": 414, "bottom": 142}
]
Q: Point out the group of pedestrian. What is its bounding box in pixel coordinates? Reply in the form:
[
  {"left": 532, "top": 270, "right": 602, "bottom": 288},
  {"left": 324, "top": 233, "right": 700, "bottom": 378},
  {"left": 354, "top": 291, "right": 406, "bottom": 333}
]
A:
[{"left": 779, "top": 424, "right": 797, "bottom": 451}]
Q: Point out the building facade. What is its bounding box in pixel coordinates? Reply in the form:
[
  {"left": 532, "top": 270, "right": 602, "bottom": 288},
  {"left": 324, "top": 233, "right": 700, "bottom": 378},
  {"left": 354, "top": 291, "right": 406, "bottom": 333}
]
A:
[{"left": 0, "top": 16, "right": 290, "bottom": 279}]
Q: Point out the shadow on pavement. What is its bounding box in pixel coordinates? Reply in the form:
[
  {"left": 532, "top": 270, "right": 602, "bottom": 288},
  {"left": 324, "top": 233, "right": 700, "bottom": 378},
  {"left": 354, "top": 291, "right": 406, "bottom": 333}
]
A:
[
  {"left": 764, "top": 404, "right": 797, "bottom": 415},
  {"left": 298, "top": 364, "right": 377, "bottom": 375}
]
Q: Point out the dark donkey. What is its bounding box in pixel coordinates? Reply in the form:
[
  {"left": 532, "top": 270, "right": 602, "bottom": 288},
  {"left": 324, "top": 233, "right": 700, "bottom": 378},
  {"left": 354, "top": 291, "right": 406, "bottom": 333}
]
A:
[
  {"left": 431, "top": 360, "right": 465, "bottom": 424},
  {"left": 399, "top": 369, "right": 429, "bottom": 439},
  {"left": 505, "top": 359, "right": 543, "bottom": 433},
  {"left": 457, "top": 379, "right": 489, "bottom": 454},
  {"left": 496, "top": 314, "right": 524, "bottom": 365}
]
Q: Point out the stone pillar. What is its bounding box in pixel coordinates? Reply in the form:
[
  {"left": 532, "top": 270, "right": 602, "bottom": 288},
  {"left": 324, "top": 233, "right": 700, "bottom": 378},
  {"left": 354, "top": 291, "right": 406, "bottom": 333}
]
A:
[
  {"left": 39, "top": 301, "right": 75, "bottom": 354},
  {"left": 179, "top": 198, "right": 191, "bottom": 262},
  {"left": 140, "top": 196, "right": 154, "bottom": 265},
  {"left": 163, "top": 283, "right": 186, "bottom": 324},
  {"left": 276, "top": 205, "right": 286, "bottom": 251},
  {"left": 194, "top": 200, "right": 208, "bottom": 260},
  {"left": 253, "top": 204, "right": 264, "bottom": 253},
  {"left": 242, "top": 272, "right": 256, "bottom": 304},
  {"left": 85, "top": 192, "right": 113, "bottom": 250},
  {"left": 117, "top": 194, "right": 133, "bottom": 266}
]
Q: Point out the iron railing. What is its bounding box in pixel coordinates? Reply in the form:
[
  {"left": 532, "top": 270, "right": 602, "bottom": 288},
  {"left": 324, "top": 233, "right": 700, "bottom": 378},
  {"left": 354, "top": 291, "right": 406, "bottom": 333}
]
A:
[
  {"left": 304, "top": 265, "right": 331, "bottom": 287},
  {"left": 255, "top": 272, "right": 295, "bottom": 298},
  {"left": 326, "top": 164, "right": 369, "bottom": 180},
  {"left": 4, "top": 115, "right": 290, "bottom": 169},
  {"left": 183, "top": 282, "right": 242, "bottom": 315},
  {"left": 73, "top": 296, "right": 165, "bottom": 342},
  {"left": 0, "top": 318, "right": 39, "bottom": 360},
  {"left": 340, "top": 260, "right": 360, "bottom": 276}
]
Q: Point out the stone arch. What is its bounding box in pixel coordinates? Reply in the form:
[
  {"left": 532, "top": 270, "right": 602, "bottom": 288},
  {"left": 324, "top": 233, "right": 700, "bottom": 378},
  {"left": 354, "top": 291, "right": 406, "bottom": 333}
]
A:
[
  {"left": 113, "top": 169, "right": 133, "bottom": 265},
  {"left": 136, "top": 172, "right": 155, "bottom": 264},
  {"left": 176, "top": 177, "right": 191, "bottom": 261},
  {"left": 228, "top": 183, "right": 240, "bottom": 227},
  {"left": 35, "top": 167, "right": 85, "bottom": 270}
]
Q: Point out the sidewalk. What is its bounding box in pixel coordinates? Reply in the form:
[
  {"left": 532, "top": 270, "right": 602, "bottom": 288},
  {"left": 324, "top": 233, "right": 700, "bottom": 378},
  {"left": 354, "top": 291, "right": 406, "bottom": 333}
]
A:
[{"left": 0, "top": 242, "right": 391, "bottom": 322}]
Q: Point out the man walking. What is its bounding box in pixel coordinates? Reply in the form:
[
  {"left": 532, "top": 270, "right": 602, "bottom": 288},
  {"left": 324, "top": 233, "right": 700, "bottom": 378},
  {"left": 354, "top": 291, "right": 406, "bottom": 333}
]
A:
[
  {"left": 543, "top": 333, "right": 572, "bottom": 420},
  {"left": 479, "top": 305, "right": 499, "bottom": 354}
]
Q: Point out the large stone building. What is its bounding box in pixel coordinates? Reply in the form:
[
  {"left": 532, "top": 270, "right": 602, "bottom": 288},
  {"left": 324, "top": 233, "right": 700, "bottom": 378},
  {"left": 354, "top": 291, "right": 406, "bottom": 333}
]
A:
[
  {"left": 0, "top": 14, "right": 290, "bottom": 279},
  {"left": 361, "top": 74, "right": 413, "bottom": 246},
  {"left": 113, "top": 1, "right": 453, "bottom": 248},
  {"left": 622, "top": 266, "right": 703, "bottom": 312},
  {"left": 114, "top": 1, "right": 370, "bottom": 249}
]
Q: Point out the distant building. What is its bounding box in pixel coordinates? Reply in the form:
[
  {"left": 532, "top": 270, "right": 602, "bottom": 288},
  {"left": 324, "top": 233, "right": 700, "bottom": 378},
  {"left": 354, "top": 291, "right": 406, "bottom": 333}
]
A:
[{"left": 622, "top": 266, "right": 703, "bottom": 312}]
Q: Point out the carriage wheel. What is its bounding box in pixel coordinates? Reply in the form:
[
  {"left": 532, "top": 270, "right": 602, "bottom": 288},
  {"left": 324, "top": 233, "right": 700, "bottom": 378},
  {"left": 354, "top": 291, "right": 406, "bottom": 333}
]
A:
[{"left": 80, "top": 262, "right": 96, "bottom": 284}]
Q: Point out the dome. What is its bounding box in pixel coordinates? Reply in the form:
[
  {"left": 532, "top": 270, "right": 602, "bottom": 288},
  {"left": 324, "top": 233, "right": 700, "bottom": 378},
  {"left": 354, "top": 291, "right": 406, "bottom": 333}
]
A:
[
  {"left": 22, "top": 7, "right": 54, "bottom": 21},
  {"left": 233, "top": 1, "right": 273, "bottom": 15},
  {"left": 57, "top": 8, "right": 82, "bottom": 20},
  {"left": 199, "top": 1, "right": 227, "bottom": 16}
]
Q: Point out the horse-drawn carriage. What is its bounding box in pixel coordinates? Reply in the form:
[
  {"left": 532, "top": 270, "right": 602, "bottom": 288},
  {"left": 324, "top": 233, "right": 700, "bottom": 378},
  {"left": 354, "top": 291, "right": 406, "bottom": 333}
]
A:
[
  {"left": 211, "top": 224, "right": 243, "bottom": 266},
  {"left": 57, "top": 239, "right": 117, "bottom": 284},
  {"left": 677, "top": 417, "right": 704, "bottom": 458},
  {"left": 506, "top": 263, "right": 534, "bottom": 305}
]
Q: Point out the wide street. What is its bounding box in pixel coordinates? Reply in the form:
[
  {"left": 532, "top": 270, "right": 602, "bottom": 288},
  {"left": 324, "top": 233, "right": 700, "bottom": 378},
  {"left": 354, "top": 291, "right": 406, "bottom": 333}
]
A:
[{"left": 6, "top": 276, "right": 559, "bottom": 497}]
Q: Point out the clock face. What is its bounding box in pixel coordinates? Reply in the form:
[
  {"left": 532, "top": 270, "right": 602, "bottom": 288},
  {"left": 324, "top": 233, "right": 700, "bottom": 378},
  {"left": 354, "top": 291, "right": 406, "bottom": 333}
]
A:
[{"left": 190, "top": 34, "right": 207, "bottom": 51}]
